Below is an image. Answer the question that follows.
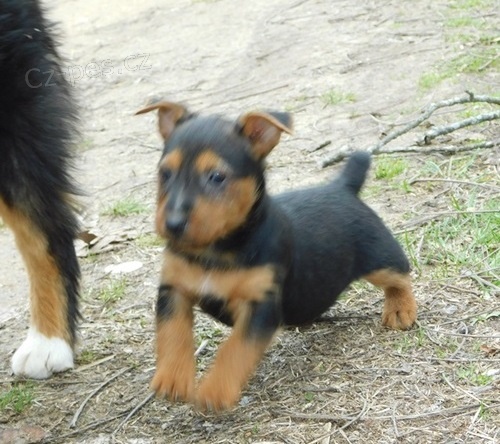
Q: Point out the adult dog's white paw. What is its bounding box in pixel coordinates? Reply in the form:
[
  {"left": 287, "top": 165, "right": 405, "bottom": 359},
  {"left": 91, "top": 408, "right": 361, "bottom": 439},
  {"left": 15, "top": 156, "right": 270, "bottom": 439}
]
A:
[{"left": 11, "top": 328, "right": 74, "bottom": 379}]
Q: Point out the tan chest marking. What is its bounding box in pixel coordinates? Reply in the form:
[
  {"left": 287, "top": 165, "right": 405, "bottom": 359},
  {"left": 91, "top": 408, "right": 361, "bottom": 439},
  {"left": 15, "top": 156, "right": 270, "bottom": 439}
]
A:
[{"left": 161, "top": 250, "right": 276, "bottom": 303}]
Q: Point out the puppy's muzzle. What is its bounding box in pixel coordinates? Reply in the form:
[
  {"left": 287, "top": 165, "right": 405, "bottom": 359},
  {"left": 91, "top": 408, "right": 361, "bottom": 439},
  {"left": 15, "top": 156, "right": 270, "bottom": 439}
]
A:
[{"left": 165, "top": 186, "right": 192, "bottom": 238}]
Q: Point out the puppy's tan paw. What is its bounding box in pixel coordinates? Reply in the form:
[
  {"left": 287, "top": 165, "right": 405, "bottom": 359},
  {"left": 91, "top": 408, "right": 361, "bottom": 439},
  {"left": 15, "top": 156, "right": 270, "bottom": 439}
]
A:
[
  {"left": 151, "top": 359, "right": 195, "bottom": 403},
  {"left": 382, "top": 293, "right": 417, "bottom": 330},
  {"left": 195, "top": 376, "right": 240, "bottom": 412}
]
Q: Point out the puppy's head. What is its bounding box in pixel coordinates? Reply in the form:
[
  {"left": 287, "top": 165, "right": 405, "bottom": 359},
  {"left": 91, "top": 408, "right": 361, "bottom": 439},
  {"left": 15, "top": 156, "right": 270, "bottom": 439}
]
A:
[{"left": 136, "top": 101, "right": 292, "bottom": 248}]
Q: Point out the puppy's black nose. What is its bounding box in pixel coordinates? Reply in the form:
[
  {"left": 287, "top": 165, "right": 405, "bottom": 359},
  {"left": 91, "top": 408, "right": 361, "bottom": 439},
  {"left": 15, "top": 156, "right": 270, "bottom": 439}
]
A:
[{"left": 166, "top": 215, "right": 187, "bottom": 237}]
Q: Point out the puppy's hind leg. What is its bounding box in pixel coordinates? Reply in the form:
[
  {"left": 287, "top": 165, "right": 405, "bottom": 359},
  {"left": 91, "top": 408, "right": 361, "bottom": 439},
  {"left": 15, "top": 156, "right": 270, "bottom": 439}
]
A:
[
  {"left": 1, "top": 200, "right": 79, "bottom": 379},
  {"left": 364, "top": 269, "right": 417, "bottom": 330}
]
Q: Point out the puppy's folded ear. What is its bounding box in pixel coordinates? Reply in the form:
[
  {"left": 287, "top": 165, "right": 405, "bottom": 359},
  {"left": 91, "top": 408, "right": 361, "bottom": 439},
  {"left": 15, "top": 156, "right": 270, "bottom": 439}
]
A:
[
  {"left": 135, "top": 100, "right": 188, "bottom": 141},
  {"left": 238, "top": 111, "right": 293, "bottom": 160}
]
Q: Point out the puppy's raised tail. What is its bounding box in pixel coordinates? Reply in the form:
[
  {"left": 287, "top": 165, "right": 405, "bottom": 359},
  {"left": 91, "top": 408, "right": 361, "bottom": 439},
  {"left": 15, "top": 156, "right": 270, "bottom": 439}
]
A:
[{"left": 338, "top": 151, "right": 371, "bottom": 194}]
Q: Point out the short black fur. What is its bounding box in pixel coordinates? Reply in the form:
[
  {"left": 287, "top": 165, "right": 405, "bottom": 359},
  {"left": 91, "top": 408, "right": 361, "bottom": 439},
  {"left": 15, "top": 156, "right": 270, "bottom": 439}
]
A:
[
  {"left": 195, "top": 151, "right": 410, "bottom": 327},
  {"left": 153, "top": 110, "right": 411, "bottom": 332},
  {"left": 141, "top": 102, "right": 416, "bottom": 410}
]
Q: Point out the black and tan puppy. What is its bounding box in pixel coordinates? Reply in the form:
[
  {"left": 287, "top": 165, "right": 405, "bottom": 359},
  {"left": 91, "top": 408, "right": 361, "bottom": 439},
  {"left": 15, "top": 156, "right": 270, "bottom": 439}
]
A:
[
  {"left": 136, "top": 101, "right": 417, "bottom": 411},
  {"left": 0, "top": 0, "right": 80, "bottom": 378}
]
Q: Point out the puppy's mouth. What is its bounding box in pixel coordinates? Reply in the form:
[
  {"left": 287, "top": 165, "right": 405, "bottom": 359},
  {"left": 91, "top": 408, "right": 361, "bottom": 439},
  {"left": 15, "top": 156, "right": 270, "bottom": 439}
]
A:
[
  {"left": 160, "top": 217, "right": 208, "bottom": 250},
  {"left": 165, "top": 232, "right": 212, "bottom": 253},
  {"left": 156, "top": 204, "right": 227, "bottom": 250}
]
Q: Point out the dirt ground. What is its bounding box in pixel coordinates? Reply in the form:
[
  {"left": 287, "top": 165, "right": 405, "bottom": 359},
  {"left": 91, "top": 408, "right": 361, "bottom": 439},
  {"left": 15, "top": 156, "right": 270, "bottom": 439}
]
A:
[{"left": 1, "top": 0, "right": 499, "bottom": 443}]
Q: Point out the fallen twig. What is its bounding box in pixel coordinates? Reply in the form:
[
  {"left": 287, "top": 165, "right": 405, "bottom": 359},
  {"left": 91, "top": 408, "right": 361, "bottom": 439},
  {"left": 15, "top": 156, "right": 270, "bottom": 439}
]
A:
[
  {"left": 395, "top": 408, "right": 487, "bottom": 439},
  {"left": 277, "top": 410, "right": 355, "bottom": 423},
  {"left": 74, "top": 354, "right": 116, "bottom": 373},
  {"left": 321, "top": 91, "right": 499, "bottom": 167},
  {"left": 194, "top": 339, "right": 209, "bottom": 357},
  {"left": 112, "top": 392, "right": 155, "bottom": 436},
  {"left": 409, "top": 177, "right": 500, "bottom": 192},
  {"left": 371, "top": 91, "right": 500, "bottom": 152},
  {"left": 419, "top": 110, "right": 500, "bottom": 145},
  {"left": 401, "top": 209, "right": 499, "bottom": 230},
  {"left": 281, "top": 401, "right": 500, "bottom": 423},
  {"left": 431, "top": 330, "right": 500, "bottom": 339},
  {"left": 307, "top": 399, "right": 369, "bottom": 444},
  {"left": 47, "top": 413, "right": 127, "bottom": 443},
  {"left": 111, "top": 339, "right": 209, "bottom": 436},
  {"left": 310, "top": 140, "right": 332, "bottom": 153},
  {"left": 322, "top": 141, "right": 495, "bottom": 168},
  {"left": 70, "top": 367, "right": 130, "bottom": 428}
]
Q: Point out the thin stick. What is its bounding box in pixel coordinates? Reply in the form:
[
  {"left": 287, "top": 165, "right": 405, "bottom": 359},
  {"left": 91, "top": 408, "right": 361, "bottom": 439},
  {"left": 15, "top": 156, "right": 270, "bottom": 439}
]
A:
[
  {"left": 322, "top": 141, "right": 494, "bottom": 168},
  {"left": 440, "top": 283, "right": 482, "bottom": 296},
  {"left": 441, "top": 374, "right": 483, "bottom": 404},
  {"left": 112, "top": 338, "right": 209, "bottom": 436},
  {"left": 194, "top": 339, "right": 209, "bottom": 357},
  {"left": 391, "top": 405, "right": 400, "bottom": 439},
  {"left": 307, "top": 399, "right": 368, "bottom": 444},
  {"left": 433, "top": 308, "right": 499, "bottom": 326},
  {"left": 419, "top": 110, "right": 500, "bottom": 145},
  {"left": 278, "top": 410, "right": 355, "bottom": 423},
  {"left": 381, "top": 140, "right": 494, "bottom": 155},
  {"left": 428, "top": 357, "right": 500, "bottom": 363},
  {"left": 338, "top": 398, "right": 369, "bottom": 431},
  {"left": 409, "top": 177, "right": 500, "bottom": 192},
  {"left": 370, "top": 91, "right": 500, "bottom": 152},
  {"left": 321, "top": 91, "right": 499, "bottom": 167},
  {"left": 448, "top": 324, "right": 467, "bottom": 359},
  {"left": 395, "top": 408, "right": 486, "bottom": 438},
  {"left": 401, "top": 209, "right": 499, "bottom": 230},
  {"left": 74, "top": 354, "right": 115, "bottom": 373},
  {"left": 112, "top": 392, "right": 155, "bottom": 436},
  {"left": 310, "top": 140, "right": 332, "bottom": 153},
  {"left": 430, "top": 330, "right": 500, "bottom": 339},
  {"left": 69, "top": 367, "right": 130, "bottom": 428},
  {"left": 281, "top": 402, "right": 500, "bottom": 422},
  {"left": 48, "top": 413, "right": 127, "bottom": 442}
]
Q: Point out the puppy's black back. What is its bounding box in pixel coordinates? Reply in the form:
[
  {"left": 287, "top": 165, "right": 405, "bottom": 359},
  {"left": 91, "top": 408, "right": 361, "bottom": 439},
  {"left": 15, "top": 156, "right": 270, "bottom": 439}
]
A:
[{"left": 276, "top": 152, "right": 409, "bottom": 324}]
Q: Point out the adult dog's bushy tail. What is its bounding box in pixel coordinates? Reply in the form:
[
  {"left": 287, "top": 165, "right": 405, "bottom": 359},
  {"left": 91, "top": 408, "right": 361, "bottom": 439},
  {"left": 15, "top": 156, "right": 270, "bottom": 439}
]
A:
[{"left": 338, "top": 151, "right": 371, "bottom": 194}]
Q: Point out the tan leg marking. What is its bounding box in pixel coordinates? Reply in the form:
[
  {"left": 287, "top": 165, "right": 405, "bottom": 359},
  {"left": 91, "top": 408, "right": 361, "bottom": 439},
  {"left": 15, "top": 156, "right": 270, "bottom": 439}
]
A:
[
  {"left": 151, "top": 295, "right": 196, "bottom": 403},
  {"left": 364, "top": 269, "right": 417, "bottom": 330},
  {"left": 0, "top": 199, "right": 68, "bottom": 341},
  {"left": 195, "top": 303, "right": 272, "bottom": 411}
]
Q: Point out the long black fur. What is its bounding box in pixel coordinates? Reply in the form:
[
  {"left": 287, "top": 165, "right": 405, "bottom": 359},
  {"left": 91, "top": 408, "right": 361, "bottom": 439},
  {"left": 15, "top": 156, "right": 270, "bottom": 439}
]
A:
[{"left": 0, "top": 0, "right": 80, "bottom": 342}]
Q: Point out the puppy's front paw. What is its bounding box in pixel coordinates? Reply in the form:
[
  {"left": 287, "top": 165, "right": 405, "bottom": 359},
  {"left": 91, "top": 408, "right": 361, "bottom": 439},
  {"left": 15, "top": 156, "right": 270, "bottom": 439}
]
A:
[
  {"left": 12, "top": 328, "right": 73, "bottom": 379},
  {"left": 151, "top": 358, "right": 195, "bottom": 403},
  {"left": 195, "top": 375, "right": 241, "bottom": 412}
]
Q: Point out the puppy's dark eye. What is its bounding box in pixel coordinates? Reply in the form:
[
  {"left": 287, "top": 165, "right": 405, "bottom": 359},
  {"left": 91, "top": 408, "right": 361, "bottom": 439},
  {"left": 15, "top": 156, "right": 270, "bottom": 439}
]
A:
[{"left": 207, "top": 171, "right": 226, "bottom": 185}]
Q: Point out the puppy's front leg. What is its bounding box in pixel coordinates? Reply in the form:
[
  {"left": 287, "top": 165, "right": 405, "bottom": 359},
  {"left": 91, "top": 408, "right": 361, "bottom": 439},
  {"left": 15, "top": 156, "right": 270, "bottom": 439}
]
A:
[
  {"left": 151, "top": 284, "right": 196, "bottom": 403},
  {"left": 196, "top": 292, "right": 281, "bottom": 411}
]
